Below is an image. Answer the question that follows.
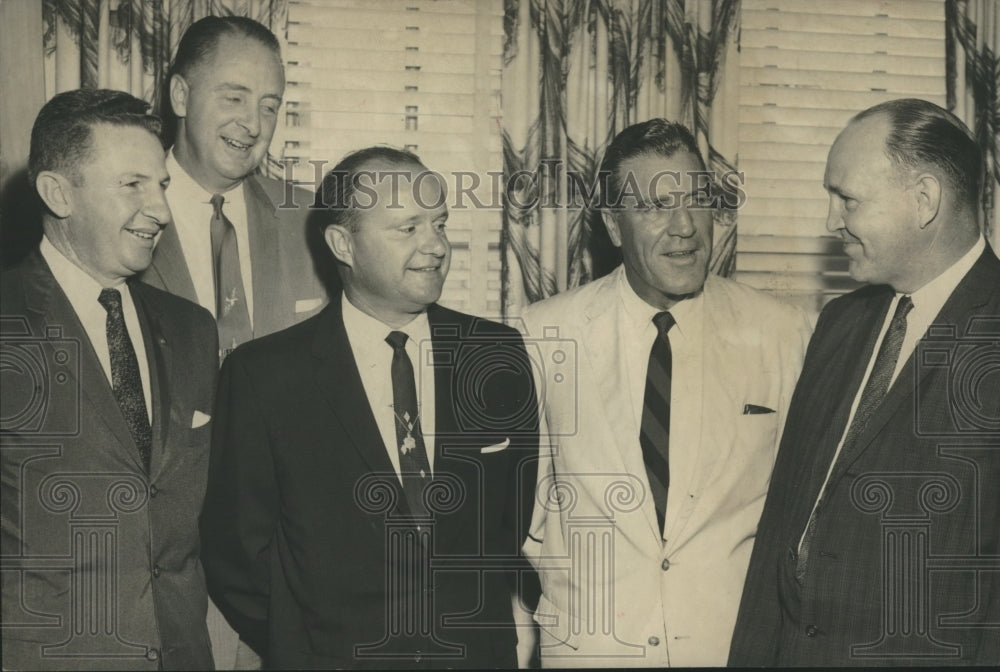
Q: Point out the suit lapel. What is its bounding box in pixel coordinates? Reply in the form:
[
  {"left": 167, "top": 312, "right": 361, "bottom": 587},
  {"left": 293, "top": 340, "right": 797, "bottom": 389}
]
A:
[
  {"left": 130, "top": 281, "right": 172, "bottom": 479},
  {"left": 145, "top": 219, "right": 198, "bottom": 303},
  {"left": 244, "top": 176, "right": 282, "bottom": 337},
  {"left": 580, "top": 270, "right": 663, "bottom": 542},
  {"left": 20, "top": 252, "right": 141, "bottom": 469},
  {"left": 426, "top": 306, "right": 485, "bottom": 552},
  {"left": 838, "top": 250, "right": 1000, "bottom": 473},
  {"left": 309, "top": 300, "right": 406, "bottom": 506}
]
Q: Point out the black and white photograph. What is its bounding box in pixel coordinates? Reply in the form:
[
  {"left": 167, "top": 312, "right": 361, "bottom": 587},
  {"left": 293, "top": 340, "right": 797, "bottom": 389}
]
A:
[{"left": 1, "top": 0, "right": 997, "bottom": 668}]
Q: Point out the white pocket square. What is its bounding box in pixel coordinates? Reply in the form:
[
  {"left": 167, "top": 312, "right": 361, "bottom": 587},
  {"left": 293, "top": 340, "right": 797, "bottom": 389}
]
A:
[
  {"left": 295, "top": 298, "right": 324, "bottom": 314},
  {"left": 191, "top": 410, "right": 211, "bottom": 428},
  {"left": 480, "top": 438, "right": 510, "bottom": 454}
]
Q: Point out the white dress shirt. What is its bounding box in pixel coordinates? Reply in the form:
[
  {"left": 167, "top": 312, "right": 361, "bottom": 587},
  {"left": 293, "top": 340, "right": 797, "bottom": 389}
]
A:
[
  {"left": 800, "top": 236, "right": 986, "bottom": 548},
  {"left": 341, "top": 295, "right": 436, "bottom": 481},
  {"left": 40, "top": 236, "right": 152, "bottom": 421},
  {"left": 618, "top": 272, "right": 705, "bottom": 540},
  {"left": 165, "top": 150, "right": 254, "bottom": 324}
]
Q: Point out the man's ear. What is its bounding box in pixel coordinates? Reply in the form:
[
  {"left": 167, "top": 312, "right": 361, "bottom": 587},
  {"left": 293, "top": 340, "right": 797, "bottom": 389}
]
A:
[
  {"left": 35, "top": 171, "right": 73, "bottom": 219},
  {"left": 169, "top": 73, "right": 190, "bottom": 118},
  {"left": 913, "top": 172, "right": 941, "bottom": 229},
  {"left": 324, "top": 225, "right": 354, "bottom": 267},
  {"left": 602, "top": 211, "right": 623, "bottom": 248}
]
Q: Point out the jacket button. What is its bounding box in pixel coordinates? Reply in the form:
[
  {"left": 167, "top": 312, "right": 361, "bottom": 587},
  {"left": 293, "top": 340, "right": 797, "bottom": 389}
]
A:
[
  {"left": 661, "top": 558, "right": 671, "bottom": 571},
  {"left": 149, "top": 484, "right": 158, "bottom": 498},
  {"left": 152, "top": 565, "right": 161, "bottom": 578},
  {"left": 805, "top": 624, "right": 819, "bottom": 637},
  {"left": 146, "top": 648, "right": 159, "bottom": 661},
  {"left": 648, "top": 636, "right": 660, "bottom": 646}
]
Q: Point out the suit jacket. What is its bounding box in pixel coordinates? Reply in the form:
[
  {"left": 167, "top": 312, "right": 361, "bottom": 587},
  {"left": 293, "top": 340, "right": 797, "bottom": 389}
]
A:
[
  {"left": 1, "top": 250, "right": 218, "bottom": 670},
  {"left": 519, "top": 267, "right": 812, "bottom": 667},
  {"left": 729, "top": 249, "right": 1000, "bottom": 666},
  {"left": 200, "top": 298, "right": 539, "bottom": 669},
  {"left": 139, "top": 173, "right": 327, "bottom": 337}
]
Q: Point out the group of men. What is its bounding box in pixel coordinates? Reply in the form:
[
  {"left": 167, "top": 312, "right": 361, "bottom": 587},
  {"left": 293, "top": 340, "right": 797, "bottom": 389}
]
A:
[{"left": 1, "top": 14, "right": 996, "bottom": 671}]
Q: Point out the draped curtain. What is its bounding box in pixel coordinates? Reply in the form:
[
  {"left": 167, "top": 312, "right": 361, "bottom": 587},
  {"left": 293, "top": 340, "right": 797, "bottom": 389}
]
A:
[
  {"left": 947, "top": 0, "right": 999, "bottom": 249},
  {"left": 41, "top": 0, "right": 290, "bottom": 175},
  {"left": 501, "top": 0, "right": 741, "bottom": 316}
]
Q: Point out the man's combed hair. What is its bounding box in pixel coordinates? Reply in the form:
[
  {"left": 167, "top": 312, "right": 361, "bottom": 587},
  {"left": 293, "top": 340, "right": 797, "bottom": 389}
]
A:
[
  {"left": 854, "top": 98, "right": 984, "bottom": 213},
  {"left": 598, "top": 118, "right": 706, "bottom": 208},
  {"left": 161, "top": 16, "right": 281, "bottom": 146},
  {"left": 312, "top": 146, "right": 427, "bottom": 234},
  {"left": 28, "top": 88, "right": 161, "bottom": 185}
]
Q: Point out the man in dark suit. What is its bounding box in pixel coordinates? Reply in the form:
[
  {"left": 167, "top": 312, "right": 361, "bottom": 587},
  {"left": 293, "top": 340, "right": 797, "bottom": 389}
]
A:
[
  {"left": 1, "top": 89, "right": 218, "bottom": 670},
  {"left": 139, "top": 16, "right": 325, "bottom": 357},
  {"left": 201, "top": 146, "right": 539, "bottom": 669},
  {"left": 729, "top": 98, "right": 1000, "bottom": 665}
]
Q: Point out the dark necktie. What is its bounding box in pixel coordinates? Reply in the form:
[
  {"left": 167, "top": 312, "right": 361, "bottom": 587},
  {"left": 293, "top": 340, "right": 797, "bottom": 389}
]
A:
[
  {"left": 98, "top": 288, "right": 152, "bottom": 473},
  {"left": 640, "top": 311, "right": 675, "bottom": 535},
  {"left": 386, "top": 331, "right": 432, "bottom": 517},
  {"left": 796, "top": 295, "right": 914, "bottom": 581},
  {"left": 210, "top": 193, "right": 252, "bottom": 359}
]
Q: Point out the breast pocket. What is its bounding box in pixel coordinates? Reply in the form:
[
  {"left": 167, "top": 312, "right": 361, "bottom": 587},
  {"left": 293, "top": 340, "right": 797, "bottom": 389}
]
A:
[{"left": 730, "top": 412, "right": 781, "bottom": 498}]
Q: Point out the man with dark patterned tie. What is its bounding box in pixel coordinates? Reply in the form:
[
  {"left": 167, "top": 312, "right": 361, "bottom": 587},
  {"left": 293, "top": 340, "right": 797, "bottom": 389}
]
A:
[
  {"left": 730, "top": 98, "right": 1000, "bottom": 666},
  {"left": 200, "top": 147, "right": 539, "bottom": 669},
  {"left": 1, "top": 89, "right": 217, "bottom": 670},
  {"left": 139, "top": 16, "right": 326, "bottom": 361},
  {"left": 519, "top": 119, "right": 812, "bottom": 666}
]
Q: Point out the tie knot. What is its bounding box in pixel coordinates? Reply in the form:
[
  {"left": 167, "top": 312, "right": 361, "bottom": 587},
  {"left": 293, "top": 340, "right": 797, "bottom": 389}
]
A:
[
  {"left": 653, "top": 311, "right": 675, "bottom": 335},
  {"left": 210, "top": 193, "right": 225, "bottom": 219},
  {"left": 385, "top": 330, "right": 409, "bottom": 350},
  {"left": 98, "top": 287, "right": 123, "bottom": 313},
  {"left": 895, "top": 295, "right": 913, "bottom": 320}
]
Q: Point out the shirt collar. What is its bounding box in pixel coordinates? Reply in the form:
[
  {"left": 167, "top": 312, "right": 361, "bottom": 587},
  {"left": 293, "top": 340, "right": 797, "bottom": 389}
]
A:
[
  {"left": 40, "top": 235, "right": 124, "bottom": 298},
  {"left": 616, "top": 265, "right": 704, "bottom": 337},
  {"left": 166, "top": 149, "right": 246, "bottom": 209},
  {"left": 341, "top": 293, "right": 431, "bottom": 351},
  {"left": 905, "top": 236, "right": 985, "bottom": 309}
]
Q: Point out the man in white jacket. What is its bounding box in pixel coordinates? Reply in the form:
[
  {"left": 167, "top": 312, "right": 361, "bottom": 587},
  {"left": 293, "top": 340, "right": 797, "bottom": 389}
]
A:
[{"left": 520, "top": 119, "right": 812, "bottom": 667}]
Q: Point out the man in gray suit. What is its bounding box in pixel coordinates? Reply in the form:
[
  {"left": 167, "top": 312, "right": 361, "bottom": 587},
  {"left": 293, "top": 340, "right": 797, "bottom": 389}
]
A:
[
  {"left": 729, "top": 98, "right": 999, "bottom": 666},
  {"left": 140, "top": 16, "right": 326, "bottom": 359},
  {"left": 1, "top": 89, "right": 217, "bottom": 671},
  {"left": 138, "top": 16, "right": 326, "bottom": 668}
]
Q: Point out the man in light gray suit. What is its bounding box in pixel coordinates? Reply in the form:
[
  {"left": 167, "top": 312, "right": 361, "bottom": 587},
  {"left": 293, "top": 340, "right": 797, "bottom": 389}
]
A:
[{"left": 520, "top": 119, "right": 812, "bottom": 667}]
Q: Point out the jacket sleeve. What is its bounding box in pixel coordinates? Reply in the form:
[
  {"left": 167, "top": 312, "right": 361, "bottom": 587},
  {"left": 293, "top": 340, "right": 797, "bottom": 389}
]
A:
[
  {"left": 200, "top": 351, "right": 277, "bottom": 656},
  {"left": 728, "top": 301, "right": 835, "bottom": 666}
]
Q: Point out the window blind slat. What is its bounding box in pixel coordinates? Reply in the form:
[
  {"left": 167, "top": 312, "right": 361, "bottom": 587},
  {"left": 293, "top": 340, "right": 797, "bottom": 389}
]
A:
[
  {"left": 742, "top": 0, "right": 946, "bottom": 21},
  {"left": 742, "top": 29, "right": 941, "bottom": 57}
]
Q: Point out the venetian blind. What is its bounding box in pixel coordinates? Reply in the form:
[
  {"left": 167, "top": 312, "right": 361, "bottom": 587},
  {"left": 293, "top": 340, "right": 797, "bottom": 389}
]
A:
[
  {"left": 283, "top": 0, "right": 504, "bottom": 316},
  {"left": 735, "top": 0, "right": 946, "bottom": 314}
]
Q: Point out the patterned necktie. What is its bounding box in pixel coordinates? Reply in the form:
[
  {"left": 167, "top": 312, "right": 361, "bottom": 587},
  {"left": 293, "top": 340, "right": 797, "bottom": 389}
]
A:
[
  {"left": 640, "top": 311, "right": 675, "bottom": 535},
  {"left": 210, "top": 193, "right": 252, "bottom": 359},
  {"left": 98, "top": 288, "right": 152, "bottom": 473},
  {"left": 386, "top": 330, "right": 433, "bottom": 517},
  {"left": 796, "top": 295, "right": 914, "bottom": 581}
]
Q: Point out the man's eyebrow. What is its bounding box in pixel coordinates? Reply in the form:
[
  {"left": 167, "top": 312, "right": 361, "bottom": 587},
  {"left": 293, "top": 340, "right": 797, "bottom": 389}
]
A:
[
  {"left": 824, "top": 183, "right": 850, "bottom": 199},
  {"left": 216, "top": 83, "right": 282, "bottom": 100},
  {"left": 216, "top": 82, "right": 251, "bottom": 93}
]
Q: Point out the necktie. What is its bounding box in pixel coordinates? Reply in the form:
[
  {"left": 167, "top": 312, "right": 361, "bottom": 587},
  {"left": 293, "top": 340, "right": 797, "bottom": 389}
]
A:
[
  {"left": 796, "top": 295, "right": 914, "bottom": 581},
  {"left": 386, "top": 331, "right": 432, "bottom": 517},
  {"left": 640, "top": 311, "right": 675, "bottom": 535},
  {"left": 98, "top": 288, "right": 152, "bottom": 473},
  {"left": 210, "top": 193, "right": 252, "bottom": 359}
]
